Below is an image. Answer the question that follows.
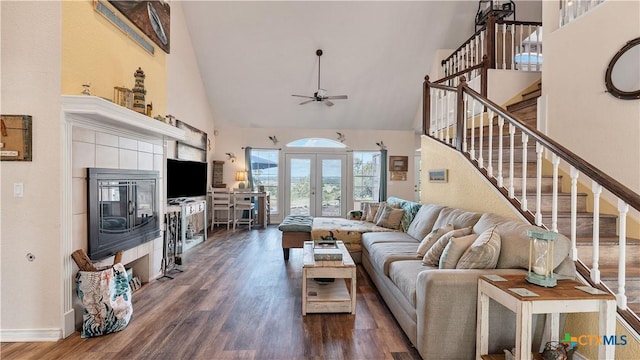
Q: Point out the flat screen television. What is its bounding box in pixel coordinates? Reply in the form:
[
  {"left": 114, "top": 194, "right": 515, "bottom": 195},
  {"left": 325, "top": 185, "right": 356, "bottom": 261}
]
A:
[{"left": 166, "top": 158, "right": 208, "bottom": 199}]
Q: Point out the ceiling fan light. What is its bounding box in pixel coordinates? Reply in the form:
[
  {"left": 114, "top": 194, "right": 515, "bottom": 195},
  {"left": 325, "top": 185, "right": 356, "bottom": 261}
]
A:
[{"left": 317, "top": 88, "right": 327, "bottom": 97}]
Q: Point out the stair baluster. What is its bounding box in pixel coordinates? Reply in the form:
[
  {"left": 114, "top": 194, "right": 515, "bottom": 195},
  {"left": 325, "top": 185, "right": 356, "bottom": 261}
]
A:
[
  {"left": 618, "top": 199, "right": 629, "bottom": 309},
  {"left": 591, "top": 182, "right": 602, "bottom": 284},
  {"left": 552, "top": 154, "right": 560, "bottom": 232}
]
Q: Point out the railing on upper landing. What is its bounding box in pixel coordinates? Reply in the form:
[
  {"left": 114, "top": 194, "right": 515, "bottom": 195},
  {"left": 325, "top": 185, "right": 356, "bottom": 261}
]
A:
[
  {"left": 439, "top": 14, "right": 542, "bottom": 90},
  {"left": 423, "top": 76, "right": 640, "bottom": 332}
]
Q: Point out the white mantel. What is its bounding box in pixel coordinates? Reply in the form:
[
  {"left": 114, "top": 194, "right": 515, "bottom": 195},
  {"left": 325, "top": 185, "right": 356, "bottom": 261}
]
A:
[{"left": 62, "top": 95, "right": 185, "bottom": 141}]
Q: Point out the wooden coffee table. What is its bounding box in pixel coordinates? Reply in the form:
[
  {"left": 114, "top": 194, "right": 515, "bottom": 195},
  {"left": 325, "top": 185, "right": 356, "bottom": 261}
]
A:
[{"left": 302, "top": 241, "right": 356, "bottom": 315}]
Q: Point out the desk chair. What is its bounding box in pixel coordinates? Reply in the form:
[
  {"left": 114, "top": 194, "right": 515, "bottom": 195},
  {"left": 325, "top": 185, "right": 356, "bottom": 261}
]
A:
[
  {"left": 233, "top": 189, "right": 255, "bottom": 230},
  {"left": 211, "top": 189, "right": 234, "bottom": 230}
]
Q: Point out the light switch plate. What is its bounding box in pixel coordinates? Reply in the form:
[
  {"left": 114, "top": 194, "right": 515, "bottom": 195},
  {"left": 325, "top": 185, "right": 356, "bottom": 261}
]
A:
[{"left": 14, "top": 182, "right": 24, "bottom": 197}]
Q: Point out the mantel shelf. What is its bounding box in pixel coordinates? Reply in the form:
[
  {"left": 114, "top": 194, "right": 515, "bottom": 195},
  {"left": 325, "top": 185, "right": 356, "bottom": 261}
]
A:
[{"left": 62, "top": 95, "right": 186, "bottom": 141}]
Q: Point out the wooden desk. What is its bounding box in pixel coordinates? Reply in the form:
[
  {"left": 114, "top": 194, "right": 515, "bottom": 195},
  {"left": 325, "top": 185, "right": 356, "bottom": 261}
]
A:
[{"left": 476, "top": 275, "right": 616, "bottom": 360}]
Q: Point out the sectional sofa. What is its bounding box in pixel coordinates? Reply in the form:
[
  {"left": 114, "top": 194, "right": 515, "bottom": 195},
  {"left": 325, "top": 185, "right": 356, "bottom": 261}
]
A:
[
  {"left": 359, "top": 199, "right": 576, "bottom": 359},
  {"left": 301, "top": 197, "right": 576, "bottom": 359}
]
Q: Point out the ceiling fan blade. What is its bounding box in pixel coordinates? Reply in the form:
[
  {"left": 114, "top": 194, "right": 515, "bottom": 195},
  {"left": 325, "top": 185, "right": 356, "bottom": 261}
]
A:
[
  {"left": 324, "top": 99, "right": 335, "bottom": 107},
  {"left": 292, "top": 94, "right": 314, "bottom": 99},
  {"left": 326, "top": 95, "right": 348, "bottom": 100},
  {"left": 299, "top": 99, "right": 315, "bottom": 105}
]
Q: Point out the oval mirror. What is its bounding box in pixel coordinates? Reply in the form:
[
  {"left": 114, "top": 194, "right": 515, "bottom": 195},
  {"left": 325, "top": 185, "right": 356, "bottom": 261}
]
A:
[{"left": 605, "top": 37, "right": 640, "bottom": 100}]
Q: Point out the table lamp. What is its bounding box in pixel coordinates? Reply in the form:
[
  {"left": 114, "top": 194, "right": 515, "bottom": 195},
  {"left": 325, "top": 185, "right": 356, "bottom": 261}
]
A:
[
  {"left": 526, "top": 229, "right": 558, "bottom": 287},
  {"left": 236, "top": 171, "right": 247, "bottom": 189}
]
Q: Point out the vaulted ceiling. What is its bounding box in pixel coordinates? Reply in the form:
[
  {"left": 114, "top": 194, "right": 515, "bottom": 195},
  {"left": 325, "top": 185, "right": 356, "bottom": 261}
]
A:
[{"left": 181, "top": 1, "right": 479, "bottom": 132}]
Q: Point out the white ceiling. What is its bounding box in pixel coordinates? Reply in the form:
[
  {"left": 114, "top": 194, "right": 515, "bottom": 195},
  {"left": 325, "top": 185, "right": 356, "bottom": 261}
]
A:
[{"left": 181, "top": 1, "right": 479, "bottom": 132}]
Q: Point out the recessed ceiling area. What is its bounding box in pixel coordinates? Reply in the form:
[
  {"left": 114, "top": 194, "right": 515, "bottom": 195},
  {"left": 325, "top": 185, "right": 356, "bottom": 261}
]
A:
[{"left": 181, "top": 1, "right": 479, "bottom": 132}]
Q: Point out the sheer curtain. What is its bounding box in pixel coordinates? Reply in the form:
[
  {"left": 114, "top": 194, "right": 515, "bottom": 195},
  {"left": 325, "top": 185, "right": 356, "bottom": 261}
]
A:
[{"left": 244, "top": 146, "right": 253, "bottom": 190}]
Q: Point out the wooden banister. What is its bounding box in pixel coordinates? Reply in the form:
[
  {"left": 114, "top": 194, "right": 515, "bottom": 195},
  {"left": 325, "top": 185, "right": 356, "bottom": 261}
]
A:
[{"left": 462, "top": 84, "right": 640, "bottom": 213}]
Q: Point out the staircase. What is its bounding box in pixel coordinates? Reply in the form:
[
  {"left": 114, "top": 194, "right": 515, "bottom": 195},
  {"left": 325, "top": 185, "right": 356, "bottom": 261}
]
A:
[{"left": 475, "top": 81, "right": 640, "bottom": 318}]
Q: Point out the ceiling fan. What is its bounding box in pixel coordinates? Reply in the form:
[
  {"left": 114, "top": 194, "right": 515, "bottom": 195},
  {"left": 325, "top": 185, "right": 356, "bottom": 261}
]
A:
[{"left": 292, "top": 49, "right": 348, "bottom": 107}]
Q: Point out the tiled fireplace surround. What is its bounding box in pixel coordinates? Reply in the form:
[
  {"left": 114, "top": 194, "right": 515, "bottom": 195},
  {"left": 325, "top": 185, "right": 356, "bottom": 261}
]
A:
[{"left": 62, "top": 95, "right": 184, "bottom": 335}]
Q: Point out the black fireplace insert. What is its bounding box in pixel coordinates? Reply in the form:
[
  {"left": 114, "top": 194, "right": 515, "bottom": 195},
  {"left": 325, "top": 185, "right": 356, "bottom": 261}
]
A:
[{"left": 87, "top": 168, "right": 160, "bottom": 260}]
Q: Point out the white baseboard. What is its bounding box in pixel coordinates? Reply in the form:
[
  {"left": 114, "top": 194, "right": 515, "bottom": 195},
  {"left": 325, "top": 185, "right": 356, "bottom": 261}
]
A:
[{"left": 0, "top": 328, "right": 62, "bottom": 342}]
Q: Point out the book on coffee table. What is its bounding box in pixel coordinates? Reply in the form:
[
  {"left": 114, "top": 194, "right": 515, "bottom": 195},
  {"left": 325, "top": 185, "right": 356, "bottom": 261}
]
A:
[{"left": 313, "top": 247, "right": 343, "bottom": 261}]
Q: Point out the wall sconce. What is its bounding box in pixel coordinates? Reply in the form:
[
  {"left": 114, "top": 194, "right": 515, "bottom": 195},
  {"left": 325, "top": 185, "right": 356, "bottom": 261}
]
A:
[
  {"left": 235, "top": 171, "right": 248, "bottom": 189},
  {"left": 376, "top": 140, "right": 386, "bottom": 150},
  {"left": 269, "top": 135, "right": 279, "bottom": 145},
  {"left": 225, "top": 152, "right": 236, "bottom": 163},
  {"left": 336, "top": 132, "right": 345, "bottom": 143}
]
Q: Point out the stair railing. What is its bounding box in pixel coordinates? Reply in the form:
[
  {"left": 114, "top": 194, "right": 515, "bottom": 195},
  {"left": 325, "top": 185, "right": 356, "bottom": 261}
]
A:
[
  {"left": 441, "top": 14, "right": 542, "bottom": 87},
  {"left": 424, "top": 75, "right": 640, "bottom": 329}
]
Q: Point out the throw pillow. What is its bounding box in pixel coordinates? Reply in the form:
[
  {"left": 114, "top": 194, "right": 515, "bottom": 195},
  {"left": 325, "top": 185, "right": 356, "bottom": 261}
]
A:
[
  {"left": 365, "top": 202, "right": 382, "bottom": 222},
  {"left": 439, "top": 233, "right": 479, "bottom": 269},
  {"left": 456, "top": 225, "right": 501, "bottom": 269},
  {"left": 372, "top": 201, "right": 389, "bottom": 223},
  {"left": 375, "top": 205, "right": 404, "bottom": 230},
  {"left": 361, "top": 203, "right": 372, "bottom": 222},
  {"left": 416, "top": 224, "right": 453, "bottom": 257},
  {"left": 423, "top": 227, "right": 473, "bottom": 266}
]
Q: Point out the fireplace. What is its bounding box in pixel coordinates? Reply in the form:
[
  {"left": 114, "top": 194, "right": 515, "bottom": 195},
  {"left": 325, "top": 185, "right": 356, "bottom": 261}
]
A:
[{"left": 87, "top": 168, "right": 161, "bottom": 260}]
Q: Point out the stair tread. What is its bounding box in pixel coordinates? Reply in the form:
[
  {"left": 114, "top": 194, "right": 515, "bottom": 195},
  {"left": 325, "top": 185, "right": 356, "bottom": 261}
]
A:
[
  {"left": 576, "top": 236, "right": 640, "bottom": 245},
  {"left": 506, "top": 97, "right": 538, "bottom": 112},
  {"left": 599, "top": 266, "right": 640, "bottom": 278},
  {"left": 538, "top": 211, "right": 618, "bottom": 218}
]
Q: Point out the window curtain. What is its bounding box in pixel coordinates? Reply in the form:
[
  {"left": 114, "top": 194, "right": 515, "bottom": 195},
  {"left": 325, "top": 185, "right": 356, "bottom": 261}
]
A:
[
  {"left": 244, "top": 147, "right": 253, "bottom": 190},
  {"left": 379, "top": 149, "right": 387, "bottom": 201}
]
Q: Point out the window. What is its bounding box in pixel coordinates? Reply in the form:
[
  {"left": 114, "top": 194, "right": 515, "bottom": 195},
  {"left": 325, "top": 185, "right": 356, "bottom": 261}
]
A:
[
  {"left": 287, "top": 138, "right": 346, "bottom": 148},
  {"left": 250, "top": 149, "right": 279, "bottom": 213},
  {"left": 353, "top": 151, "right": 379, "bottom": 206}
]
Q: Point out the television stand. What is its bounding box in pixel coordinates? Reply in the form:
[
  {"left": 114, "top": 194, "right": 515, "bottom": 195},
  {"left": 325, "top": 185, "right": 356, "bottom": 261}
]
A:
[{"left": 166, "top": 199, "right": 208, "bottom": 255}]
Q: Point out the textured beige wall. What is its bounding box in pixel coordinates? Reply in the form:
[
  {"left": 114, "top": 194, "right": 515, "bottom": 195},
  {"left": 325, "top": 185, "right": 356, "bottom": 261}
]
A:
[
  {"left": 61, "top": 1, "right": 167, "bottom": 115},
  {"left": 420, "top": 135, "right": 522, "bottom": 220}
]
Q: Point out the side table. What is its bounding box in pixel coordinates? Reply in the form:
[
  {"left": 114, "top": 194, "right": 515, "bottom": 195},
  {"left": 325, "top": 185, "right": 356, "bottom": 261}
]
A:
[{"left": 476, "top": 274, "right": 616, "bottom": 360}]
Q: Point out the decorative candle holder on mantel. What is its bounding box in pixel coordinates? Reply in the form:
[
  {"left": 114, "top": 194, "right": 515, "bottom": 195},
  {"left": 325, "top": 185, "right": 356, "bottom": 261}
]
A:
[{"left": 526, "top": 229, "right": 558, "bottom": 287}]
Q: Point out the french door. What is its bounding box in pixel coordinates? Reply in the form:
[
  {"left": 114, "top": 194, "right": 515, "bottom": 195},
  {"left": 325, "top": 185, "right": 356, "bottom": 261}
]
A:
[{"left": 284, "top": 153, "right": 347, "bottom": 218}]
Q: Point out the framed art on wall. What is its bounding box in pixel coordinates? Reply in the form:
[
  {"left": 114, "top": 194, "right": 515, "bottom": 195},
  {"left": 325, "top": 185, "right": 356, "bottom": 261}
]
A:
[
  {"left": 389, "top": 156, "right": 408, "bottom": 171},
  {"left": 428, "top": 169, "right": 448, "bottom": 183},
  {"left": 1, "top": 115, "right": 32, "bottom": 161},
  {"left": 108, "top": 1, "right": 171, "bottom": 53}
]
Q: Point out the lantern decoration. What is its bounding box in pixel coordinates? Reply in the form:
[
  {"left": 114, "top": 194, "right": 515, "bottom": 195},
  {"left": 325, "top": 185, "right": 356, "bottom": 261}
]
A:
[{"left": 526, "top": 229, "right": 558, "bottom": 287}]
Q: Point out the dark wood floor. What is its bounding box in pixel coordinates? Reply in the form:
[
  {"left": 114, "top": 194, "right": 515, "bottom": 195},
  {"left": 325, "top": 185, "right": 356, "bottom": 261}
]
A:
[{"left": 2, "top": 226, "right": 421, "bottom": 360}]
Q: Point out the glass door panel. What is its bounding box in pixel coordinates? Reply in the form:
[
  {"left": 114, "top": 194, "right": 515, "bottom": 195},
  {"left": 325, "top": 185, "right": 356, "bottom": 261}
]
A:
[
  {"left": 320, "top": 157, "right": 343, "bottom": 217},
  {"left": 288, "top": 157, "right": 313, "bottom": 216},
  {"left": 285, "top": 154, "right": 346, "bottom": 217}
]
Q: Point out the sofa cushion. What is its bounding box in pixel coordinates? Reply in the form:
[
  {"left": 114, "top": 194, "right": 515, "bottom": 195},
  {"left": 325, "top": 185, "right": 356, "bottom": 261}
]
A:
[
  {"left": 472, "top": 213, "right": 570, "bottom": 270},
  {"left": 432, "top": 207, "right": 481, "bottom": 230},
  {"left": 362, "top": 231, "right": 418, "bottom": 248},
  {"left": 456, "top": 226, "right": 501, "bottom": 269},
  {"left": 376, "top": 205, "right": 404, "bottom": 230},
  {"left": 368, "top": 242, "right": 421, "bottom": 275},
  {"left": 406, "top": 204, "right": 445, "bottom": 241},
  {"left": 439, "top": 233, "right": 479, "bottom": 269},
  {"left": 423, "top": 227, "right": 473, "bottom": 266},
  {"left": 416, "top": 224, "right": 453, "bottom": 257},
  {"left": 388, "top": 260, "right": 434, "bottom": 307}
]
